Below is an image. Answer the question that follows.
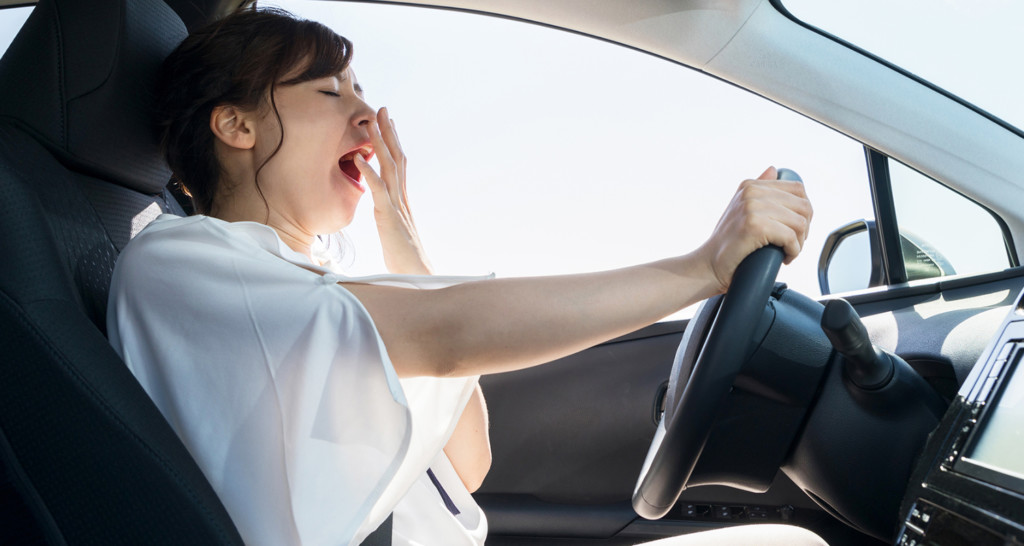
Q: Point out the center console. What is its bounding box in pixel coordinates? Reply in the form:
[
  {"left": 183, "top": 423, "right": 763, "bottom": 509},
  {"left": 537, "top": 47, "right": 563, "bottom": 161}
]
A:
[{"left": 897, "top": 301, "right": 1024, "bottom": 545}]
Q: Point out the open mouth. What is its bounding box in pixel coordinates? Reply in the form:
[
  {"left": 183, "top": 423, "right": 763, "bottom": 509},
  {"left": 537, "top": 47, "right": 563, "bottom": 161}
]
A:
[{"left": 338, "top": 147, "right": 374, "bottom": 185}]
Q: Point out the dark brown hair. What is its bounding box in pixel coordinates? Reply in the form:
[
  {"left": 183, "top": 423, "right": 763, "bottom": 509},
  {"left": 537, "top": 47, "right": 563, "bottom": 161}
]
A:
[{"left": 155, "top": 7, "right": 353, "bottom": 215}]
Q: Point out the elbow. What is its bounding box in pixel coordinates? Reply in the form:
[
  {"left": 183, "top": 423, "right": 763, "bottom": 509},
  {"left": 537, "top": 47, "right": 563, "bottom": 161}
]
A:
[
  {"left": 461, "top": 450, "right": 492, "bottom": 493},
  {"left": 434, "top": 356, "right": 461, "bottom": 378}
]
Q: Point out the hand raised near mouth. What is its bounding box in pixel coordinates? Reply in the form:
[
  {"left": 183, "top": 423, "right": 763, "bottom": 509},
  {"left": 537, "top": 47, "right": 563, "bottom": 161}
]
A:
[{"left": 355, "top": 106, "right": 434, "bottom": 275}]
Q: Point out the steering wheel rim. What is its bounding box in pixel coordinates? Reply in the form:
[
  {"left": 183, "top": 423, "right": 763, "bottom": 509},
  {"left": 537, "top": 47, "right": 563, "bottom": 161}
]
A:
[{"left": 632, "top": 169, "right": 800, "bottom": 520}]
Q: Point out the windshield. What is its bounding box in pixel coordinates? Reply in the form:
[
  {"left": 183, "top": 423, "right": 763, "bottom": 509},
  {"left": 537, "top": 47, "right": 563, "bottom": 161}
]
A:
[{"left": 782, "top": 0, "right": 1024, "bottom": 132}]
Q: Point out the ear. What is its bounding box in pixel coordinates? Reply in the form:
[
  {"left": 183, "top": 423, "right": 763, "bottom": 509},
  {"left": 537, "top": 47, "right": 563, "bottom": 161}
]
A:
[{"left": 209, "top": 105, "right": 257, "bottom": 150}]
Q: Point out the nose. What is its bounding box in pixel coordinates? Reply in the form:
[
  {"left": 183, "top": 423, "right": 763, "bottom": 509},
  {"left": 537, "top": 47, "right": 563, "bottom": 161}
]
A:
[{"left": 352, "top": 97, "right": 375, "bottom": 128}]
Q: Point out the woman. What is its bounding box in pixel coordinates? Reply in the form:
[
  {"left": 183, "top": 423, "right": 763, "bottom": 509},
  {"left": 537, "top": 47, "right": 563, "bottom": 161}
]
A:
[{"left": 107, "top": 7, "right": 821, "bottom": 546}]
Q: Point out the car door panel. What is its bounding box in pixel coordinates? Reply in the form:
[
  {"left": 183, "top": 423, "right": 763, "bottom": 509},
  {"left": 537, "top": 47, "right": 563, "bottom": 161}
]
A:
[{"left": 476, "top": 268, "right": 1024, "bottom": 543}]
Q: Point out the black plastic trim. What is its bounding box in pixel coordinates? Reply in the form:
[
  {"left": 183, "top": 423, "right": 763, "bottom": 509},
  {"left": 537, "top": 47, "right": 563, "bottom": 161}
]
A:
[
  {"left": 998, "top": 213, "right": 1020, "bottom": 268},
  {"left": 832, "top": 266, "right": 1024, "bottom": 308},
  {"left": 597, "top": 267, "right": 1024, "bottom": 351},
  {"left": 866, "top": 148, "right": 906, "bottom": 284}
]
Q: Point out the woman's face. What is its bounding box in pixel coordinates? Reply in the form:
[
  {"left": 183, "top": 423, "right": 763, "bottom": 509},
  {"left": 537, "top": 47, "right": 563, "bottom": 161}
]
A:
[{"left": 252, "top": 67, "right": 376, "bottom": 235}]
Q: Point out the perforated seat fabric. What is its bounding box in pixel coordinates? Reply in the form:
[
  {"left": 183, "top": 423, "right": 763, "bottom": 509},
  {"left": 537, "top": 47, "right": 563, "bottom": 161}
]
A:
[{"left": 0, "top": 0, "right": 244, "bottom": 542}]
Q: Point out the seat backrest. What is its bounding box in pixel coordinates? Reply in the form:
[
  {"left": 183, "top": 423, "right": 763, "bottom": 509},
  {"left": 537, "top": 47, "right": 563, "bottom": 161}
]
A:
[{"left": 0, "top": 0, "right": 243, "bottom": 542}]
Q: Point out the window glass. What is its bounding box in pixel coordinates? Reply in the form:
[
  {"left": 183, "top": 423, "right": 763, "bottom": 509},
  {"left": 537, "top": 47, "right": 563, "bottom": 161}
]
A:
[
  {"left": 783, "top": 1, "right": 1024, "bottom": 132},
  {"left": 0, "top": 6, "right": 32, "bottom": 56},
  {"left": 274, "top": 1, "right": 873, "bottom": 314},
  {"left": 890, "top": 160, "right": 1011, "bottom": 280}
]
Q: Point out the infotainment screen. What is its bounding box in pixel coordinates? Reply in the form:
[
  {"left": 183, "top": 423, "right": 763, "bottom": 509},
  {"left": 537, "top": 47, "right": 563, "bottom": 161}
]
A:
[{"left": 959, "top": 344, "right": 1024, "bottom": 492}]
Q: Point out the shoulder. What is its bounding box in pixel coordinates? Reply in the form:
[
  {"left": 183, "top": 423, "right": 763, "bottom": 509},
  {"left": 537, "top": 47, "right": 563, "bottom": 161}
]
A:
[
  {"left": 120, "top": 214, "right": 217, "bottom": 262},
  {"left": 116, "top": 214, "right": 282, "bottom": 274},
  {"left": 111, "top": 214, "right": 270, "bottom": 295}
]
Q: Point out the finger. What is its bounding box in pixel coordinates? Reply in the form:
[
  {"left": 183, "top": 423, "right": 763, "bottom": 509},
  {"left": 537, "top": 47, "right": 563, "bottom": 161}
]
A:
[
  {"left": 378, "top": 109, "right": 408, "bottom": 202},
  {"left": 740, "top": 177, "right": 808, "bottom": 200},
  {"left": 367, "top": 118, "right": 398, "bottom": 186},
  {"left": 766, "top": 179, "right": 810, "bottom": 200},
  {"left": 779, "top": 222, "right": 804, "bottom": 264},
  {"left": 738, "top": 180, "right": 813, "bottom": 225},
  {"left": 387, "top": 115, "right": 409, "bottom": 202},
  {"left": 761, "top": 183, "right": 813, "bottom": 222},
  {"left": 768, "top": 201, "right": 810, "bottom": 247},
  {"left": 745, "top": 199, "right": 809, "bottom": 264},
  {"left": 765, "top": 218, "right": 804, "bottom": 265},
  {"left": 378, "top": 108, "right": 404, "bottom": 166},
  {"left": 757, "top": 166, "right": 777, "bottom": 181},
  {"left": 390, "top": 117, "right": 402, "bottom": 147},
  {"left": 354, "top": 153, "right": 392, "bottom": 210}
]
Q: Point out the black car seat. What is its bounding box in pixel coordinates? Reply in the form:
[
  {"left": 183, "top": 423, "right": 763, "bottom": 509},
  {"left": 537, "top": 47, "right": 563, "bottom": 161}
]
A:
[{"left": 0, "top": 0, "right": 244, "bottom": 542}]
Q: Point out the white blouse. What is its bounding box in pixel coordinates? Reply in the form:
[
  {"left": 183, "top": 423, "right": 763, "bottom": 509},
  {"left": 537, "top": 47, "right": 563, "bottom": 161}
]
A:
[{"left": 107, "top": 214, "right": 489, "bottom": 546}]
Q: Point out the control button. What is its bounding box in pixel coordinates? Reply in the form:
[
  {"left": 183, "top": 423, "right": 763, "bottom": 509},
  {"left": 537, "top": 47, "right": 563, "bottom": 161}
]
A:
[
  {"left": 779, "top": 505, "right": 795, "bottom": 521},
  {"left": 899, "top": 529, "right": 923, "bottom": 546},
  {"left": 683, "top": 504, "right": 696, "bottom": 517},
  {"left": 906, "top": 501, "right": 932, "bottom": 533},
  {"left": 747, "top": 506, "right": 769, "bottom": 519},
  {"left": 977, "top": 376, "right": 998, "bottom": 404},
  {"left": 714, "top": 505, "right": 732, "bottom": 519},
  {"left": 989, "top": 357, "right": 1008, "bottom": 379},
  {"left": 996, "top": 343, "right": 1014, "bottom": 362}
]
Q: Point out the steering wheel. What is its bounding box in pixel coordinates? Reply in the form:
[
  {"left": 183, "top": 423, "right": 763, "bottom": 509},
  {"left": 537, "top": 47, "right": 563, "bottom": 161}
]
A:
[{"left": 632, "top": 168, "right": 803, "bottom": 519}]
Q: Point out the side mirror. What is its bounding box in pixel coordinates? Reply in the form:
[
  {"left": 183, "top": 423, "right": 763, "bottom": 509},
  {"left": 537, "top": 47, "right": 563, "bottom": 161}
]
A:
[
  {"left": 901, "top": 230, "right": 956, "bottom": 282},
  {"left": 819, "top": 220, "right": 956, "bottom": 295},
  {"left": 818, "top": 220, "right": 885, "bottom": 295}
]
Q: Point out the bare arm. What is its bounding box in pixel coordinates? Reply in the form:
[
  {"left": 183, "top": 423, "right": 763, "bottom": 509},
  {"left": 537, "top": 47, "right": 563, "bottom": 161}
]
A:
[
  {"left": 343, "top": 169, "right": 812, "bottom": 379},
  {"left": 344, "top": 250, "right": 717, "bottom": 377},
  {"left": 444, "top": 384, "right": 491, "bottom": 492}
]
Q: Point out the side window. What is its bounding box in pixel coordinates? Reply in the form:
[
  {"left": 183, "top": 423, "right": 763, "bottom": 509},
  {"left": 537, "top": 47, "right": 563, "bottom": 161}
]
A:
[
  {"left": 280, "top": 0, "right": 874, "bottom": 314},
  {"left": 890, "top": 160, "right": 1012, "bottom": 280},
  {"left": 0, "top": 6, "right": 32, "bottom": 56}
]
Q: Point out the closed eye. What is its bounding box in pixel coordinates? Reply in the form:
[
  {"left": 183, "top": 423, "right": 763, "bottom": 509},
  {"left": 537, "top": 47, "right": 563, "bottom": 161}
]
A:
[{"left": 319, "top": 90, "right": 340, "bottom": 97}]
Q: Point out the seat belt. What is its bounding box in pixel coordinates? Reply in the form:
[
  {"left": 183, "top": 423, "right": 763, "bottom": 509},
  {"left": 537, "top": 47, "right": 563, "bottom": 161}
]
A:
[{"left": 360, "top": 513, "right": 392, "bottom": 546}]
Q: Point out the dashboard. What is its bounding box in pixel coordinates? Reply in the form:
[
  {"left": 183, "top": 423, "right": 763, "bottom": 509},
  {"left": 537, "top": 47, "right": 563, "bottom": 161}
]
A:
[{"left": 897, "top": 291, "right": 1024, "bottom": 544}]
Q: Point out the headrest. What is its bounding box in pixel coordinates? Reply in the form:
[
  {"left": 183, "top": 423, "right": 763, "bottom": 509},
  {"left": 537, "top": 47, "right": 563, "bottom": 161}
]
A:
[{"left": 0, "top": 0, "right": 187, "bottom": 194}]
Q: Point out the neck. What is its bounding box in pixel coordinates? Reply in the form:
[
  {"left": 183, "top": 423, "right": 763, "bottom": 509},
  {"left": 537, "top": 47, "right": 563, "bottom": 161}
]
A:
[
  {"left": 209, "top": 174, "right": 317, "bottom": 263},
  {"left": 268, "top": 221, "right": 316, "bottom": 261}
]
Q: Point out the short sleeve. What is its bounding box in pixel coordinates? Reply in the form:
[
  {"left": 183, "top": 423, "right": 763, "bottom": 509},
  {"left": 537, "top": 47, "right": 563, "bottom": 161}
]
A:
[{"left": 107, "top": 215, "right": 482, "bottom": 546}]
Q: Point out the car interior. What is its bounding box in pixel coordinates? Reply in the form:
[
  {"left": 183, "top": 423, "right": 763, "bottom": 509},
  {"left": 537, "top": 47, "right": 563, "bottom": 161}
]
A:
[{"left": 1, "top": 0, "right": 1023, "bottom": 545}]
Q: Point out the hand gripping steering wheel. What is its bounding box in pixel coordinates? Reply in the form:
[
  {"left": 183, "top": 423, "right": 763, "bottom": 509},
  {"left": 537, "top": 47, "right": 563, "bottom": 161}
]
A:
[{"left": 632, "top": 168, "right": 803, "bottom": 519}]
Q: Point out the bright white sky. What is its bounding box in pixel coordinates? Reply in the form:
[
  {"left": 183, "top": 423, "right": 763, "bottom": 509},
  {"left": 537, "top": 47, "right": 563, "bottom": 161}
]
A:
[
  {"left": 1, "top": 1, "right": 1020, "bottom": 314},
  {"left": 271, "top": 0, "right": 874, "bottom": 302}
]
